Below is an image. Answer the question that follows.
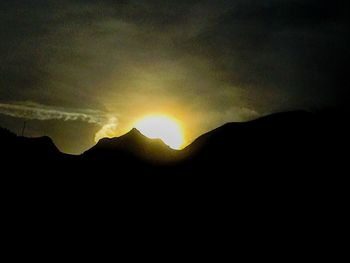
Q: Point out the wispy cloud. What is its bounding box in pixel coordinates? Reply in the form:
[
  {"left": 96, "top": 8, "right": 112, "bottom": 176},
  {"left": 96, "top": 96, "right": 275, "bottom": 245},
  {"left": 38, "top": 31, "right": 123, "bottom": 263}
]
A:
[
  {"left": 0, "top": 101, "right": 105, "bottom": 124},
  {"left": 94, "top": 117, "right": 118, "bottom": 142},
  {"left": 0, "top": 101, "right": 118, "bottom": 142}
]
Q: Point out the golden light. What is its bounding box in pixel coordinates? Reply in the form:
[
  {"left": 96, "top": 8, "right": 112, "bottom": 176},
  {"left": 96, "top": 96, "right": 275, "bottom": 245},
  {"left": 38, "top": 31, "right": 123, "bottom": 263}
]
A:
[{"left": 134, "top": 115, "right": 184, "bottom": 150}]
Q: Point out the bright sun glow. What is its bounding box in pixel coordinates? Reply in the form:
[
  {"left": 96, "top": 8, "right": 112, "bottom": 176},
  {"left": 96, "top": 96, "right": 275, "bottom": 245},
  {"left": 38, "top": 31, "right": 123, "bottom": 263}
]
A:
[{"left": 134, "top": 115, "right": 184, "bottom": 150}]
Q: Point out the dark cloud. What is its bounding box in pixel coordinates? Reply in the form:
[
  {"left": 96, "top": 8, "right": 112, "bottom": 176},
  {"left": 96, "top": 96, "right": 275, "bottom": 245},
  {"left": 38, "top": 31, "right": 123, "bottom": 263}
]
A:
[
  {"left": 184, "top": 0, "right": 349, "bottom": 110},
  {"left": 0, "top": 0, "right": 349, "bottom": 153}
]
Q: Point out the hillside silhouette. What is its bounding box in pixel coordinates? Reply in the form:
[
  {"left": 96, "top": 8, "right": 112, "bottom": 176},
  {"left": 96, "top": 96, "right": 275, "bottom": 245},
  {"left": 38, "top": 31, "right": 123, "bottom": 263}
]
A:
[
  {"left": 1, "top": 127, "right": 61, "bottom": 161},
  {"left": 182, "top": 111, "right": 327, "bottom": 172},
  {"left": 1, "top": 110, "right": 347, "bottom": 187},
  {"left": 83, "top": 128, "right": 177, "bottom": 163},
  {"left": 1, "top": 110, "right": 347, "bottom": 175},
  {"left": 1, "top": 110, "right": 347, "bottom": 241}
]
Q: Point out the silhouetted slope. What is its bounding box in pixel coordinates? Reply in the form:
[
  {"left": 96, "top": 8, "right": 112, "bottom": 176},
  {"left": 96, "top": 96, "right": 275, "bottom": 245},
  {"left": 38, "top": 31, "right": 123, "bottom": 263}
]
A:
[
  {"left": 0, "top": 111, "right": 347, "bottom": 227},
  {"left": 1, "top": 112, "right": 346, "bottom": 252},
  {"left": 0, "top": 127, "right": 16, "bottom": 139},
  {"left": 183, "top": 111, "right": 314, "bottom": 158},
  {"left": 180, "top": 111, "right": 341, "bottom": 173},
  {"left": 83, "top": 128, "right": 177, "bottom": 164},
  {"left": 0, "top": 127, "right": 63, "bottom": 164},
  {"left": 0, "top": 110, "right": 347, "bottom": 177}
]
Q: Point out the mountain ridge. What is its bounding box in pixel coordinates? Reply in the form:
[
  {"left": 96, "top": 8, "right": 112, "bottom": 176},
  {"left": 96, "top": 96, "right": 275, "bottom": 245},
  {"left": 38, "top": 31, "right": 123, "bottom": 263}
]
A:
[{"left": 0, "top": 110, "right": 347, "bottom": 174}]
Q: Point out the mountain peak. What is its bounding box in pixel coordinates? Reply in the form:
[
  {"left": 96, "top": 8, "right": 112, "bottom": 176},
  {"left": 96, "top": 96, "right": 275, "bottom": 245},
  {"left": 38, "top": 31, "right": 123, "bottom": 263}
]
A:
[
  {"left": 123, "top": 128, "right": 144, "bottom": 138},
  {"left": 121, "top": 128, "right": 171, "bottom": 148},
  {"left": 85, "top": 127, "right": 175, "bottom": 162}
]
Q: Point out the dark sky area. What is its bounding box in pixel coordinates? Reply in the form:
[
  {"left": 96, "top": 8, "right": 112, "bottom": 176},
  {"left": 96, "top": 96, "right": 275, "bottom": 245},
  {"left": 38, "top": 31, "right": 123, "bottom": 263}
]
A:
[{"left": 0, "top": 0, "right": 349, "bottom": 153}]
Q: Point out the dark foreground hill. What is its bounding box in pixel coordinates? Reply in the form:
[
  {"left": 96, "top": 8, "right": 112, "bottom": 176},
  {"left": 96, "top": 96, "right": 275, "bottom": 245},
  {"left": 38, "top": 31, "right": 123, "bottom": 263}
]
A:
[
  {"left": 1, "top": 110, "right": 347, "bottom": 176},
  {"left": 1, "top": 110, "right": 347, "bottom": 250},
  {"left": 1, "top": 110, "right": 347, "bottom": 190},
  {"left": 0, "top": 127, "right": 62, "bottom": 161},
  {"left": 83, "top": 128, "right": 178, "bottom": 164},
  {"left": 181, "top": 110, "right": 346, "bottom": 174}
]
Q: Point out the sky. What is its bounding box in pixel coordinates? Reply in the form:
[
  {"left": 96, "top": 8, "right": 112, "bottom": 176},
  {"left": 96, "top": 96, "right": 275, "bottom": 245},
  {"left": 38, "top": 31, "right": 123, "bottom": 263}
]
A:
[{"left": 0, "top": 0, "right": 349, "bottom": 153}]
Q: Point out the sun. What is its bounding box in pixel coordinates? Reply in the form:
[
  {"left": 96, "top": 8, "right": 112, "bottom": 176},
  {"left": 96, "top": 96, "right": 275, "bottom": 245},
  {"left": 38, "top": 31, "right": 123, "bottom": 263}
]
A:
[{"left": 134, "top": 115, "right": 184, "bottom": 150}]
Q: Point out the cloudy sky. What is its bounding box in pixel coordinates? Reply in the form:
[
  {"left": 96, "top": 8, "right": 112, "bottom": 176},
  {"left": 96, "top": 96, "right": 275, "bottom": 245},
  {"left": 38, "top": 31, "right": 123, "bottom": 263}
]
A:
[{"left": 0, "top": 0, "right": 348, "bottom": 153}]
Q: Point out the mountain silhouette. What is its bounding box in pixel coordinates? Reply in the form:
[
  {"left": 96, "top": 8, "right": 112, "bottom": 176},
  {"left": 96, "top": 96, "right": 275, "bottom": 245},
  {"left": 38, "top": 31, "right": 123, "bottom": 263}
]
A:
[
  {"left": 182, "top": 111, "right": 316, "bottom": 166},
  {"left": 0, "top": 110, "right": 347, "bottom": 180},
  {"left": 1, "top": 127, "right": 61, "bottom": 161},
  {"left": 1, "top": 110, "right": 347, "bottom": 238},
  {"left": 83, "top": 128, "right": 177, "bottom": 164}
]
